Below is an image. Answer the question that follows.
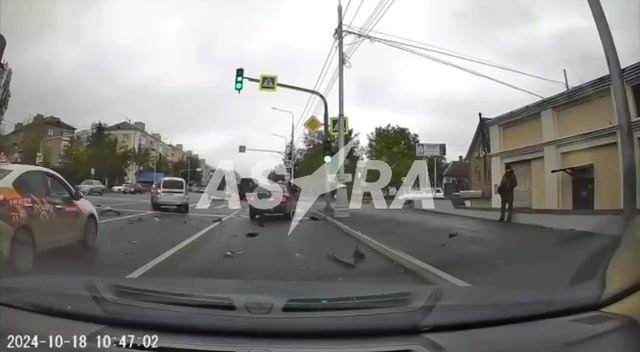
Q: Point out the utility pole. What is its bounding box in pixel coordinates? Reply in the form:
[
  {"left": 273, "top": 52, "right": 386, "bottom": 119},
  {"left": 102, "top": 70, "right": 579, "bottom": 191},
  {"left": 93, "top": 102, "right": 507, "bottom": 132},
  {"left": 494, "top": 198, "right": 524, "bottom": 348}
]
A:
[
  {"left": 187, "top": 157, "right": 191, "bottom": 188},
  {"left": 588, "top": 0, "right": 636, "bottom": 222},
  {"left": 334, "top": 2, "right": 349, "bottom": 218}
]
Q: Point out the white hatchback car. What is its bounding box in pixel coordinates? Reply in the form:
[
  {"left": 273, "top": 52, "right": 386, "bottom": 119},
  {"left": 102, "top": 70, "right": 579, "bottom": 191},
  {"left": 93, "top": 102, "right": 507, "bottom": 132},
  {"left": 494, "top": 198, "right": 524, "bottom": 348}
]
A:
[{"left": 0, "top": 163, "right": 99, "bottom": 272}]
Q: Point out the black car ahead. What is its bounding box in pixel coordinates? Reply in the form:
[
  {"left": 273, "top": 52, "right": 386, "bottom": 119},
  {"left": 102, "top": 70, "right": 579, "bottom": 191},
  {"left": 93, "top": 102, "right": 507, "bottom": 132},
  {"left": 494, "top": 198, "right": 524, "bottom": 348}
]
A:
[
  {"left": 248, "top": 182, "right": 298, "bottom": 220},
  {"left": 123, "top": 183, "right": 145, "bottom": 194}
]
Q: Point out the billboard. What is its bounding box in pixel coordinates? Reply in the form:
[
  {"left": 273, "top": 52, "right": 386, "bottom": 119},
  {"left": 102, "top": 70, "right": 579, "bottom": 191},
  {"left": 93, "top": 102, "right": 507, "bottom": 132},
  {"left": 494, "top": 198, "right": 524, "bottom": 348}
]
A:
[{"left": 415, "top": 143, "right": 446, "bottom": 157}]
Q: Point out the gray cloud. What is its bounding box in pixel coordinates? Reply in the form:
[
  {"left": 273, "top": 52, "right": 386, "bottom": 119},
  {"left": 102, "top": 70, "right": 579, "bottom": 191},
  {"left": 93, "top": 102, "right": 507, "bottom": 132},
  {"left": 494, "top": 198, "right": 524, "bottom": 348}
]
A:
[{"left": 1, "top": 0, "right": 638, "bottom": 175}]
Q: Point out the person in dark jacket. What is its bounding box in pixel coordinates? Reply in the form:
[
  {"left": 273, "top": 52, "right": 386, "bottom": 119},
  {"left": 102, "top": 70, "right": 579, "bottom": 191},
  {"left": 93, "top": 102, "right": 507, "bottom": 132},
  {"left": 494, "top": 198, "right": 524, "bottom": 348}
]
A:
[{"left": 498, "top": 165, "right": 518, "bottom": 222}]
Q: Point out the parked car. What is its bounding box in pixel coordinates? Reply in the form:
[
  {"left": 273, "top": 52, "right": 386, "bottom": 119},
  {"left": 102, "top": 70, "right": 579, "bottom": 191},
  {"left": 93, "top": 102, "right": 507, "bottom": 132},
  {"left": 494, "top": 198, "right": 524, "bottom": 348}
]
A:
[
  {"left": 111, "top": 183, "right": 129, "bottom": 193},
  {"left": 0, "top": 163, "right": 99, "bottom": 272},
  {"left": 151, "top": 177, "right": 189, "bottom": 213},
  {"left": 248, "top": 182, "right": 298, "bottom": 220},
  {"left": 123, "top": 183, "right": 145, "bottom": 194},
  {"left": 76, "top": 179, "right": 105, "bottom": 195}
]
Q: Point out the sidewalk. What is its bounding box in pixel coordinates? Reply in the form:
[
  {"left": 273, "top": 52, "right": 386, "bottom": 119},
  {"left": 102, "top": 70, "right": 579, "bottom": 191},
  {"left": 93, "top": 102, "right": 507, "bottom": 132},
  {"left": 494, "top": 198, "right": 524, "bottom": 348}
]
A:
[{"left": 319, "top": 207, "right": 619, "bottom": 291}]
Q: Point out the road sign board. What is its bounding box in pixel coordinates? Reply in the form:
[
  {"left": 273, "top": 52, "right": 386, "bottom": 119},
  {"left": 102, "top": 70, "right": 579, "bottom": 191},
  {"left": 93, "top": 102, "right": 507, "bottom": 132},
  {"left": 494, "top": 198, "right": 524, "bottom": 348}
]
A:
[
  {"left": 258, "top": 74, "right": 278, "bottom": 92},
  {"left": 329, "top": 116, "right": 349, "bottom": 136},
  {"left": 415, "top": 143, "right": 446, "bottom": 157},
  {"left": 283, "top": 160, "right": 292, "bottom": 168},
  {"left": 238, "top": 145, "right": 246, "bottom": 153},
  {"left": 335, "top": 173, "right": 352, "bottom": 183},
  {"left": 304, "top": 115, "right": 321, "bottom": 132},
  {"left": 0, "top": 152, "right": 9, "bottom": 165},
  {"left": 36, "top": 153, "right": 43, "bottom": 164},
  {"left": 90, "top": 167, "right": 95, "bottom": 176}
]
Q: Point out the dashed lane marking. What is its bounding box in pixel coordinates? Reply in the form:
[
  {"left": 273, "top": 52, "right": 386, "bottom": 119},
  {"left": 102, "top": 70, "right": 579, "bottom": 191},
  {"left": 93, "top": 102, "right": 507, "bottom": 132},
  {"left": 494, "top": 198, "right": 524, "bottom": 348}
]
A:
[
  {"left": 99, "top": 212, "right": 154, "bottom": 224},
  {"left": 125, "top": 210, "right": 241, "bottom": 278}
]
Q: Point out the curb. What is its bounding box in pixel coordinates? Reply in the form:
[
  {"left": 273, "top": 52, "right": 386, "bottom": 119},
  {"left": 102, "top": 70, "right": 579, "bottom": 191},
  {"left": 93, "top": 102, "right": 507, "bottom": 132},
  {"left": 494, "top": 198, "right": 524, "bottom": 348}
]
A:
[{"left": 313, "top": 210, "right": 471, "bottom": 287}]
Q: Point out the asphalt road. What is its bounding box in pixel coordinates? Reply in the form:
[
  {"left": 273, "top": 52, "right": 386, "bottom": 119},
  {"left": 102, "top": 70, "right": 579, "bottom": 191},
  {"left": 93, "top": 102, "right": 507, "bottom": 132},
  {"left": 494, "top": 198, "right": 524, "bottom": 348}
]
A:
[
  {"left": 321, "top": 206, "right": 620, "bottom": 290},
  {"left": 2, "top": 192, "right": 422, "bottom": 285}
]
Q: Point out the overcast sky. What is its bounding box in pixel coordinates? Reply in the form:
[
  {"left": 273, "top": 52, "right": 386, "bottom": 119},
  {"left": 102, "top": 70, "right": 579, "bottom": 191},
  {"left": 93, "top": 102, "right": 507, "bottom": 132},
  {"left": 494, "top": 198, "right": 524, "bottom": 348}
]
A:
[{"left": 1, "top": 0, "right": 638, "bottom": 175}]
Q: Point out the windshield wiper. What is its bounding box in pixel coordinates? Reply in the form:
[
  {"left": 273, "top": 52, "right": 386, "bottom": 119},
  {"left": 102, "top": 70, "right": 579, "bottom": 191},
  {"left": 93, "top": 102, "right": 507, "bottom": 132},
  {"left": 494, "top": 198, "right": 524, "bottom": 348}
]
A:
[
  {"left": 283, "top": 292, "right": 415, "bottom": 312},
  {"left": 110, "top": 284, "right": 236, "bottom": 310}
]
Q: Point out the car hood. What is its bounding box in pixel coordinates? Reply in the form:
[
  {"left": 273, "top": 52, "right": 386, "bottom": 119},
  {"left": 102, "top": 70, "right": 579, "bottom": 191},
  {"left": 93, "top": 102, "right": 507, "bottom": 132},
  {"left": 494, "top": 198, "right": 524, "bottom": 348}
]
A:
[{"left": 0, "top": 276, "right": 605, "bottom": 335}]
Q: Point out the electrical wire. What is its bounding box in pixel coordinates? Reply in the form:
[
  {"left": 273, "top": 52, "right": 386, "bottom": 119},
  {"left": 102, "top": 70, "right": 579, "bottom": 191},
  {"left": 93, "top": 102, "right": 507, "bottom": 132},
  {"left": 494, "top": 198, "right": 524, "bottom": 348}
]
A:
[
  {"left": 342, "top": 0, "right": 352, "bottom": 21},
  {"left": 379, "top": 40, "right": 545, "bottom": 98},
  {"left": 347, "top": 28, "right": 566, "bottom": 87},
  {"left": 347, "top": 0, "right": 364, "bottom": 28},
  {"left": 293, "top": 40, "right": 338, "bottom": 133}
]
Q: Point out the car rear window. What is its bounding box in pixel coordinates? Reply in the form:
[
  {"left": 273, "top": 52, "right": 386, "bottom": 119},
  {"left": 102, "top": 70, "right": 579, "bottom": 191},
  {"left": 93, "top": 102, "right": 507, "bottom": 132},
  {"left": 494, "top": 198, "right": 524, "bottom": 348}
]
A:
[
  {"left": 0, "top": 168, "right": 12, "bottom": 181},
  {"left": 162, "top": 180, "right": 185, "bottom": 190}
]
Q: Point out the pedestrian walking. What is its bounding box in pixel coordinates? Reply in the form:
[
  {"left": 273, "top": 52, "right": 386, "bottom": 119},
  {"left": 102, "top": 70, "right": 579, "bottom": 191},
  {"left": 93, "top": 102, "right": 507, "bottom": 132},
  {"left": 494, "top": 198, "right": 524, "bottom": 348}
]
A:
[{"left": 497, "top": 165, "right": 518, "bottom": 222}]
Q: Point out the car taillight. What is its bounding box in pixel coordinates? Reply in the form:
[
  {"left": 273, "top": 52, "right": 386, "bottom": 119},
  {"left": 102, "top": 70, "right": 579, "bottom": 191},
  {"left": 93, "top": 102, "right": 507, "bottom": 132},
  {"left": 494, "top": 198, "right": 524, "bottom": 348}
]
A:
[
  {"left": 0, "top": 196, "right": 7, "bottom": 207},
  {"left": 281, "top": 195, "right": 290, "bottom": 204}
]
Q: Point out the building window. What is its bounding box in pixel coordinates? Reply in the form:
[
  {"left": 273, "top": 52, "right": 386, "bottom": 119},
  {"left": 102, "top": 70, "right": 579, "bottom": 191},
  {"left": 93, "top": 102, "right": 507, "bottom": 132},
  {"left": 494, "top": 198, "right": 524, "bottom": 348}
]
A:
[
  {"left": 47, "top": 128, "right": 54, "bottom": 136},
  {"left": 474, "top": 167, "right": 481, "bottom": 183},
  {"left": 632, "top": 83, "right": 640, "bottom": 118}
]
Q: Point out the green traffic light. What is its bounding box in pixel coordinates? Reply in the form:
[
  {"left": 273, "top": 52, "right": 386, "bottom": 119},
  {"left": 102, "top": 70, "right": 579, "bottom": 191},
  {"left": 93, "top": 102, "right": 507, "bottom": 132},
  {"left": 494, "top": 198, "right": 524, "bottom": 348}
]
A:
[
  {"left": 235, "top": 82, "right": 243, "bottom": 90},
  {"left": 323, "top": 155, "right": 332, "bottom": 163}
]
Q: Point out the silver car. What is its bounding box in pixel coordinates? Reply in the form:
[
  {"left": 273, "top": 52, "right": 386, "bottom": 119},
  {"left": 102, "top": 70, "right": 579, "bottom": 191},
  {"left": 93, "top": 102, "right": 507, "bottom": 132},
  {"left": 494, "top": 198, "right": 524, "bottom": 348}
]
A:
[
  {"left": 77, "top": 179, "right": 105, "bottom": 195},
  {"left": 151, "top": 177, "right": 190, "bottom": 213}
]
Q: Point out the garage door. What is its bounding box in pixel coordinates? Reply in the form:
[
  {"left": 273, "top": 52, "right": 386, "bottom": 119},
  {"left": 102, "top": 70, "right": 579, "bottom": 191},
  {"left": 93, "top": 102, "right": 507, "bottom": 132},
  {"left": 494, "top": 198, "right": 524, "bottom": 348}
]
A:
[{"left": 508, "top": 160, "right": 532, "bottom": 208}]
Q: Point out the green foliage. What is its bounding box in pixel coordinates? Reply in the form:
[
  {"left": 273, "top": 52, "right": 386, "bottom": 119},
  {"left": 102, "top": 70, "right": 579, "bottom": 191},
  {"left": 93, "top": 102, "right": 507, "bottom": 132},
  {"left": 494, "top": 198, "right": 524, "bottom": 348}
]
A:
[
  {"left": 60, "top": 122, "right": 131, "bottom": 185},
  {"left": 366, "top": 124, "right": 420, "bottom": 189}
]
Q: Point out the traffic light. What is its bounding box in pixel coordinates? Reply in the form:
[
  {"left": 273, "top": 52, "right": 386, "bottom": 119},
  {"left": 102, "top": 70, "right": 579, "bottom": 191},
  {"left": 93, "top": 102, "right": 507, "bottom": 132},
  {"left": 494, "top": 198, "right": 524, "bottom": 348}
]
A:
[
  {"left": 322, "top": 140, "right": 332, "bottom": 163},
  {"left": 235, "top": 68, "right": 244, "bottom": 93}
]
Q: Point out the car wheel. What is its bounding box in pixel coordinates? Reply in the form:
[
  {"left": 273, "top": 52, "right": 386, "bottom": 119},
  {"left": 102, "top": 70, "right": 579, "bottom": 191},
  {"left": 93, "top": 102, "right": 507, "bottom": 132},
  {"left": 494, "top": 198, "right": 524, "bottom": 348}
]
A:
[
  {"left": 285, "top": 208, "right": 295, "bottom": 220},
  {"left": 182, "top": 205, "right": 189, "bottom": 213},
  {"left": 151, "top": 203, "right": 159, "bottom": 211},
  {"left": 10, "top": 228, "right": 36, "bottom": 273},
  {"left": 82, "top": 216, "right": 98, "bottom": 250}
]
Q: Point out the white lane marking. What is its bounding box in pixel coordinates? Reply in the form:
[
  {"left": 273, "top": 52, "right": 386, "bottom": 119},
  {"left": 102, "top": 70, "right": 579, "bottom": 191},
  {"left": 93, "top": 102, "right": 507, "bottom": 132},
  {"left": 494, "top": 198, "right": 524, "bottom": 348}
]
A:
[
  {"left": 316, "top": 211, "right": 471, "bottom": 287},
  {"left": 99, "top": 212, "right": 154, "bottom": 224},
  {"left": 214, "top": 204, "right": 226, "bottom": 209},
  {"left": 126, "top": 209, "right": 241, "bottom": 278},
  {"left": 108, "top": 207, "right": 239, "bottom": 218},
  {"left": 86, "top": 195, "right": 142, "bottom": 202},
  {"left": 102, "top": 200, "right": 149, "bottom": 207}
]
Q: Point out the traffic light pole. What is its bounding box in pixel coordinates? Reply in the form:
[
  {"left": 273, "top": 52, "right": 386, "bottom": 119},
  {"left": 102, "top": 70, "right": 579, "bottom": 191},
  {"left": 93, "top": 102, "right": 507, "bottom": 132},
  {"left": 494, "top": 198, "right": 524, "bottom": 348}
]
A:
[{"left": 243, "top": 76, "right": 333, "bottom": 210}]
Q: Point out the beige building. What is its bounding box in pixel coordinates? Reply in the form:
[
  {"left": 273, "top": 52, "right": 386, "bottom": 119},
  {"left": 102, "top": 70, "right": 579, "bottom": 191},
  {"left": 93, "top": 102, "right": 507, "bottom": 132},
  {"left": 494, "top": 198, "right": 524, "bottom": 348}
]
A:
[
  {"left": 7, "top": 114, "right": 75, "bottom": 166},
  {"left": 476, "top": 61, "right": 640, "bottom": 210},
  {"left": 106, "top": 121, "right": 171, "bottom": 182}
]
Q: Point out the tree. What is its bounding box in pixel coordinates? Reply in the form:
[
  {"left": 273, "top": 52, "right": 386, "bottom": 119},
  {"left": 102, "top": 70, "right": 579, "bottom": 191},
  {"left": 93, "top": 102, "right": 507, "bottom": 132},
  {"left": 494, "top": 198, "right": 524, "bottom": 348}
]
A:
[
  {"left": 295, "top": 129, "right": 362, "bottom": 197},
  {"left": 366, "top": 124, "right": 420, "bottom": 189},
  {"left": 82, "top": 122, "right": 131, "bottom": 185},
  {"left": 57, "top": 136, "right": 90, "bottom": 184}
]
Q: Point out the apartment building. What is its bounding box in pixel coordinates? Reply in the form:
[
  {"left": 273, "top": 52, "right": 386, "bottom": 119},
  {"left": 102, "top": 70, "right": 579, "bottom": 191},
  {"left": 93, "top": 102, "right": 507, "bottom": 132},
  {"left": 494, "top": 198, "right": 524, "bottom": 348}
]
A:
[
  {"left": 106, "top": 121, "right": 171, "bottom": 182},
  {"left": 6, "top": 114, "right": 75, "bottom": 166},
  {"left": 469, "top": 61, "right": 640, "bottom": 210}
]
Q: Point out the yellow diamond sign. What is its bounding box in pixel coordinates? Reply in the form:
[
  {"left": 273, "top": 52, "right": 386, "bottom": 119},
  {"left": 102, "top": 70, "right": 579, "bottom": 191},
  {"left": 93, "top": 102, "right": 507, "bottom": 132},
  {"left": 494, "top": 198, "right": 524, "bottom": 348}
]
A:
[{"left": 304, "top": 115, "right": 322, "bottom": 132}]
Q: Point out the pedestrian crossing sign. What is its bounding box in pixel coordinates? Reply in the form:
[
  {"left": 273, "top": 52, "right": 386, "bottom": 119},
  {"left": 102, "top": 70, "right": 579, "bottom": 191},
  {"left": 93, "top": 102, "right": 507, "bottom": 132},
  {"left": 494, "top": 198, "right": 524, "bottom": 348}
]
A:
[
  {"left": 329, "top": 116, "right": 349, "bottom": 136},
  {"left": 259, "top": 74, "right": 278, "bottom": 92}
]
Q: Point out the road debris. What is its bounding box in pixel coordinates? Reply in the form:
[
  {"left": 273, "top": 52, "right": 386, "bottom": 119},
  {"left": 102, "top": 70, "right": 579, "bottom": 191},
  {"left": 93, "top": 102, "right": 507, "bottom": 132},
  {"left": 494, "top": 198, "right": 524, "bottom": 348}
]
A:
[
  {"left": 352, "top": 245, "right": 365, "bottom": 263},
  {"left": 212, "top": 218, "right": 222, "bottom": 222},
  {"left": 223, "top": 251, "right": 235, "bottom": 258},
  {"left": 128, "top": 240, "right": 137, "bottom": 244},
  {"left": 327, "top": 253, "right": 357, "bottom": 267},
  {"left": 246, "top": 232, "right": 259, "bottom": 237},
  {"left": 309, "top": 215, "right": 321, "bottom": 221},
  {"left": 448, "top": 232, "right": 458, "bottom": 238}
]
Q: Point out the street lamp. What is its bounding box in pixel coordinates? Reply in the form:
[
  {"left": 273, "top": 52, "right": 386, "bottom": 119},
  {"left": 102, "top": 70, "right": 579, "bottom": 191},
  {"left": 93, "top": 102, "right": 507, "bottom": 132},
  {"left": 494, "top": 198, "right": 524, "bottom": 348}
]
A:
[{"left": 271, "top": 107, "right": 295, "bottom": 181}]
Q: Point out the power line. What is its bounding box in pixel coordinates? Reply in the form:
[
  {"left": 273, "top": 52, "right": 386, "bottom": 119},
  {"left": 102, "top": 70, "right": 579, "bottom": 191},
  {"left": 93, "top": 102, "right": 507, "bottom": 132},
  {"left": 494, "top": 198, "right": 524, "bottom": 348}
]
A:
[
  {"left": 341, "top": 0, "right": 352, "bottom": 20},
  {"left": 347, "top": 0, "right": 364, "bottom": 28},
  {"left": 378, "top": 40, "right": 545, "bottom": 98},
  {"left": 347, "top": 28, "right": 567, "bottom": 87},
  {"left": 293, "top": 40, "right": 337, "bottom": 132}
]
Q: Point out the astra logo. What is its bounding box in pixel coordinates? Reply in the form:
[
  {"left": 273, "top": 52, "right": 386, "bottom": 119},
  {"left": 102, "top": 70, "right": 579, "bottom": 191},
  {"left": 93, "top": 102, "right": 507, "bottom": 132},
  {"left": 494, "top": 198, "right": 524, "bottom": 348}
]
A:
[{"left": 197, "top": 141, "right": 435, "bottom": 235}]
